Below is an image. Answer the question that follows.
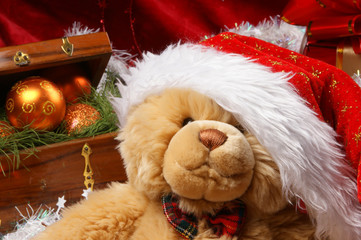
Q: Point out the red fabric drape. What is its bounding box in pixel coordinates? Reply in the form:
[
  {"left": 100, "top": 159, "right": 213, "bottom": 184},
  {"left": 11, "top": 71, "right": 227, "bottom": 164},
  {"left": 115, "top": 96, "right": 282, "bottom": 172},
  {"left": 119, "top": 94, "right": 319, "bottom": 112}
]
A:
[{"left": 0, "top": 0, "right": 290, "bottom": 55}]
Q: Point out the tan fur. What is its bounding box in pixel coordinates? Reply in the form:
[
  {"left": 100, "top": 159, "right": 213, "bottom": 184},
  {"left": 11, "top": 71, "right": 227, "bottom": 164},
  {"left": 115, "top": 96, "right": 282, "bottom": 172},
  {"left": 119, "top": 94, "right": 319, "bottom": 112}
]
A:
[
  {"left": 33, "top": 89, "right": 315, "bottom": 240},
  {"left": 241, "top": 134, "right": 288, "bottom": 216}
]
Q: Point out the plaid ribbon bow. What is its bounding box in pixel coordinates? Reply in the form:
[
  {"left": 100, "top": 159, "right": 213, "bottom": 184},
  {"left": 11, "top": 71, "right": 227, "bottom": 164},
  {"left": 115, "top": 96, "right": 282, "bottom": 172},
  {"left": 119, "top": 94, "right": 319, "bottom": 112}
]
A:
[{"left": 162, "top": 194, "right": 246, "bottom": 240}]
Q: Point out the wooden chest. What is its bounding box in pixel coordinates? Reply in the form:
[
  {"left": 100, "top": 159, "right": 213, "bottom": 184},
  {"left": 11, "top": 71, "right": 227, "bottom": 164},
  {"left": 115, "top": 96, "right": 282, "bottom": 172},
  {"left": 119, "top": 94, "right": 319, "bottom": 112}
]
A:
[{"left": 0, "top": 33, "right": 127, "bottom": 233}]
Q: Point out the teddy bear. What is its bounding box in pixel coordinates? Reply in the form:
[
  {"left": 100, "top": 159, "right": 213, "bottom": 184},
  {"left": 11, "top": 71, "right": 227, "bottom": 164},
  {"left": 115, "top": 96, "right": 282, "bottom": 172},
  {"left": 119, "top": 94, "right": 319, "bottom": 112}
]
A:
[
  {"left": 33, "top": 87, "right": 314, "bottom": 240},
  {"left": 33, "top": 32, "right": 361, "bottom": 240}
]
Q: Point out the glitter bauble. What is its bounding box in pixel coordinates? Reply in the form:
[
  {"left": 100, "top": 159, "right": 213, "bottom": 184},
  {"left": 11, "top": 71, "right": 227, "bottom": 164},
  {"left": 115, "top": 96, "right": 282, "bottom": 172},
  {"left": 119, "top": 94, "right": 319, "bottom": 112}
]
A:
[
  {"left": 0, "top": 120, "right": 15, "bottom": 137},
  {"left": 5, "top": 77, "right": 66, "bottom": 131},
  {"left": 41, "top": 65, "right": 92, "bottom": 103},
  {"left": 64, "top": 103, "right": 101, "bottom": 134}
]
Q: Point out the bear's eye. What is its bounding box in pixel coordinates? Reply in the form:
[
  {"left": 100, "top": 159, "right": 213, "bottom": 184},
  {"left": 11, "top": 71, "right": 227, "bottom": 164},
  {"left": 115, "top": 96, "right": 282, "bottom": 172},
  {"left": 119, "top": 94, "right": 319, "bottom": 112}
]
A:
[
  {"left": 235, "top": 124, "right": 245, "bottom": 133},
  {"left": 182, "top": 117, "right": 194, "bottom": 126}
]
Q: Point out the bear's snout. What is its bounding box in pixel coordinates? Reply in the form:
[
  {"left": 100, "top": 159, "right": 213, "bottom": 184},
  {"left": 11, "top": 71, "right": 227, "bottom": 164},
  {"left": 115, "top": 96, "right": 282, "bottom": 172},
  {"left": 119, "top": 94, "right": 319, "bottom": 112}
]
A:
[{"left": 163, "top": 120, "right": 255, "bottom": 202}]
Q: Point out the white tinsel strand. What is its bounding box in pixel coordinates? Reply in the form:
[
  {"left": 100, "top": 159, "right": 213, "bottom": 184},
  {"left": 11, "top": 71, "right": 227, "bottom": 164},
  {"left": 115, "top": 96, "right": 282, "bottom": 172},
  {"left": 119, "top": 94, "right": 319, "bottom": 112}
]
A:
[
  {"left": 223, "top": 16, "right": 307, "bottom": 53},
  {"left": 352, "top": 73, "right": 361, "bottom": 88},
  {"left": 64, "top": 22, "right": 100, "bottom": 37},
  {"left": 3, "top": 204, "right": 62, "bottom": 240},
  {"left": 2, "top": 191, "right": 93, "bottom": 240}
]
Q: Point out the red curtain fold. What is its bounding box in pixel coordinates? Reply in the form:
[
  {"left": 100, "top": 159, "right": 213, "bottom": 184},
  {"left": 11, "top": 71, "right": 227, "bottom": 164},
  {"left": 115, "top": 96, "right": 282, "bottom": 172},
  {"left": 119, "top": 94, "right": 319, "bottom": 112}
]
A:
[{"left": 0, "top": 0, "right": 289, "bottom": 55}]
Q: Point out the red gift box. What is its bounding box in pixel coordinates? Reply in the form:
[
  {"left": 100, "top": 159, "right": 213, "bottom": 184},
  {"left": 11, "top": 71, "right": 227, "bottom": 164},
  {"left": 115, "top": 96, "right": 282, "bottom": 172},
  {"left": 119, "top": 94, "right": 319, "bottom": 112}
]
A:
[{"left": 282, "top": 0, "right": 361, "bottom": 76}]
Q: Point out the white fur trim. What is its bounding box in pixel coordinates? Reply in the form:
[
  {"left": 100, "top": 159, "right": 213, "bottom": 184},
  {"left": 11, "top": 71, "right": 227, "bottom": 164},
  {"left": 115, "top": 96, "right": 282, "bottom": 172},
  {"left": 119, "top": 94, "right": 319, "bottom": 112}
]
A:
[{"left": 112, "top": 44, "right": 361, "bottom": 240}]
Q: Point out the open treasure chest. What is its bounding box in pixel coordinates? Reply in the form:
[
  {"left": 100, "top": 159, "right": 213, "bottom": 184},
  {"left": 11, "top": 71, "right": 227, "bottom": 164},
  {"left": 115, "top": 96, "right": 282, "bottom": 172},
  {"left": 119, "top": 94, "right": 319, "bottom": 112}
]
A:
[{"left": 0, "top": 32, "right": 127, "bottom": 233}]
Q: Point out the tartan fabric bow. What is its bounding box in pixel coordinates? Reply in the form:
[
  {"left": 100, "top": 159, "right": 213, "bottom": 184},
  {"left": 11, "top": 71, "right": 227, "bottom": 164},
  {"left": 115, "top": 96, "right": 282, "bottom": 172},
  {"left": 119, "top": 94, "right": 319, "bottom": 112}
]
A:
[{"left": 162, "top": 194, "right": 246, "bottom": 240}]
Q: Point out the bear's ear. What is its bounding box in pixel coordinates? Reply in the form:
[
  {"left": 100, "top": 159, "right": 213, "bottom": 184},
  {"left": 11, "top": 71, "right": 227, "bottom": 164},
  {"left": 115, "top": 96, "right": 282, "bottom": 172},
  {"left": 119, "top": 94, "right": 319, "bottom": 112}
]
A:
[{"left": 240, "top": 134, "right": 288, "bottom": 215}]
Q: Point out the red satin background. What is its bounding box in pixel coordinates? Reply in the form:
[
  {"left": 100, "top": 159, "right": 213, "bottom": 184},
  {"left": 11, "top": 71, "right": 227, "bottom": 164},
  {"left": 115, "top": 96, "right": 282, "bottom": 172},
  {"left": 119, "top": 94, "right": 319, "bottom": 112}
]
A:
[{"left": 0, "top": 0, "right": 290, "bottom": 55}]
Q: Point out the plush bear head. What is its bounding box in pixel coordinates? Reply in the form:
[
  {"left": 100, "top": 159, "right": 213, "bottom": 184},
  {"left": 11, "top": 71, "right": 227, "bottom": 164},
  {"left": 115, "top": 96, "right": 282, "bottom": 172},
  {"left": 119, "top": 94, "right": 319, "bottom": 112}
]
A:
[{"left": 118, "top": 88, "right": 287, "bottom": 218}]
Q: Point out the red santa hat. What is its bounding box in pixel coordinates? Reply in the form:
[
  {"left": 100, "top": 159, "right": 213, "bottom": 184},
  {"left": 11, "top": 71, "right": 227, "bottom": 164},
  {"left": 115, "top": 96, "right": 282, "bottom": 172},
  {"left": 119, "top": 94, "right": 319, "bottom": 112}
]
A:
[{"left": 112, "top": 32, "right": 361, "bottom": 240}]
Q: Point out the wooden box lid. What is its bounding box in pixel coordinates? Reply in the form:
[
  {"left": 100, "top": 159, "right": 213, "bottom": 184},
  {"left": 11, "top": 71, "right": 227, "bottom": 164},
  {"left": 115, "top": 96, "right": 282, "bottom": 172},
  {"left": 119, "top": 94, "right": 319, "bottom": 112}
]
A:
[{"left": 0, "top": 32, "right": 112, "bottom": 99}]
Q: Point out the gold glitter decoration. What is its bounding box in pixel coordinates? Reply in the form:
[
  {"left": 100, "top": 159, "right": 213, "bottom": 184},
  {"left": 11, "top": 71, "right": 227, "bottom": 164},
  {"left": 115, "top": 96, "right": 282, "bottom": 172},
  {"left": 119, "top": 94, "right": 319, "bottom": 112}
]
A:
[
  {"left": 330, "top": 80, "right": 338, "bottom": 89},
  {"left": 222, "top": 34, "right": 232, "bottom": 41},
  {"left": 311, "top": 66, "right": 322, "bottom": 78},
  {"left": 255, "top": 43, "right": 265, "bottom": 51},
  {"left": 220, "top": 33, "right": 236, "bottom": 41},
  {"left": 40, "top": 80, "right": 52, "bottom": 90},
  {"left": 341, "top": 105, "right": 351, "bottom": 113},
  {"left": 10, "top": 81, "right": 22, "bottom": 91},
  {"left": 22, "top": 102, "right": 35, "bottom": 113},
  {"left": 269, "top": 59, "right": 282, "bottom": 66},
  {"left": 298, "top": 72, "right": 310, "bottom": 82},
  {"left": 16, "top": 84, "right": 28, "bottom": 96},
  {"left": 64, "top": 103, "right": 101, "bottom": 135},
  {"left": 353, "top": 127, "right": 361, "bottom": 145},
  {"left": 6, "top": 98, "right": 14, "bottom": 113},
  {"left": 287, "top": 53, "right": 299, "bottom": 63},
  {"left": 42, "top": 101, "right": 55, "bottom": 115},
  {"left": 330, "top": 75, "right": 339, "bottom": 89}
]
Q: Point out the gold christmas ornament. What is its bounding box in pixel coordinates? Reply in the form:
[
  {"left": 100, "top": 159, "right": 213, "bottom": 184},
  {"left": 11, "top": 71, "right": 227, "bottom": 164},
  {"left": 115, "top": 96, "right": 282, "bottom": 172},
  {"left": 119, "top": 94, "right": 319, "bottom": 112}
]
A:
[
  {"left": 5, "top": 77, "right": 66, "bottom": 131},
  {"left": 60, "top": 74, "right": 91, "bottom": 103},
  {"left": 0, "top": 120, "right": 15, "bottom": 137},
  {"left": 64, "top": 103, "right": 101, "bottom": 134},
  {"left": 41, "top": 65, "right": 92, "bottom": 103}
]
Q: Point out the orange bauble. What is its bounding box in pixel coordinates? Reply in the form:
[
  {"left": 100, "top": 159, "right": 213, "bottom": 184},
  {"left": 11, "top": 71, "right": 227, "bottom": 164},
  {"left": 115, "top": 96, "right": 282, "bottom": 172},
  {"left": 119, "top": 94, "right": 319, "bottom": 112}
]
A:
[
  {"left": 0, "top": 120, "right": 15, "bottom": 137},
  {"left": 41, "top": 65, "right": 92, "bottom": 103},
  {"left": 64, "top": 103, "right": 101, "bottom": 134},
  {"left": 5, "top": 77, "right": 66, "bottom": 131}
]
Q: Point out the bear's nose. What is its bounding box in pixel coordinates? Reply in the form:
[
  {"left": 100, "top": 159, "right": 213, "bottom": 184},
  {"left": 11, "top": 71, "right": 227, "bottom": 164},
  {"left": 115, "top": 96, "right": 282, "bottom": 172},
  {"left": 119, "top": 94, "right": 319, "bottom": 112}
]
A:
[{"left": 199, "top": 129, "right": 228, "bottom": 151}]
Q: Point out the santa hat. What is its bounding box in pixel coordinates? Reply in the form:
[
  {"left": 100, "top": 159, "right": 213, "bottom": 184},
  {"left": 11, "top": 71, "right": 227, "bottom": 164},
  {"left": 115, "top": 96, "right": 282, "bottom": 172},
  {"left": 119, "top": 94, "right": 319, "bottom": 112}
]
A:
[{"left": 111, "top": 32, "right": 361, "bottom": 240}]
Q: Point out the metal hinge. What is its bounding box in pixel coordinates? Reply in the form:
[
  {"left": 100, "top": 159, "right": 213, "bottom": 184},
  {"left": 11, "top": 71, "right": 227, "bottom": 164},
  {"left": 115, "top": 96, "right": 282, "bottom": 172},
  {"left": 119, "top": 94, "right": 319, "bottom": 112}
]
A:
[
  {"left": 82, "top": 143, "right": 94, "bottom": 191},
  {"left": 61, "top": 37, "right": 74, "bottom": 56},
  {"left": 13, "top": 51, "right": 30, "bottom": 66}
]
